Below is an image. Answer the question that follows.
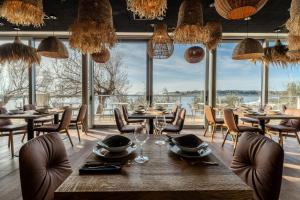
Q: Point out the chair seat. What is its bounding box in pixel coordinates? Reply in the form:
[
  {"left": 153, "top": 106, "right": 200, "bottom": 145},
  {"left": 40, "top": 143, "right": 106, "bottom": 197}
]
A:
[
  {"left": 163, "top": 124, "right": 180, "bottom": 132},
  {"left": 70, "top": 118, "right": 78, "bottom": 123},
  {"left": 238, "top": 125, "right": 262, "bottom": 133},
  {"left": 121, "top": 125, "right": 135, "bottom": 133},
  {"left": 0, "top": 124, "right": 26, "bottom": 132},
  {"left": 34, "top": 117, "right": 54, "bottom": 124},
  {"left": 34, "top": 124, "right": 59, "bottom": 132},
  {"left": 266, "top": 124, "right": 297, "bottom": 132},
  {"left": 127, "top": 119, "right": 144, "bottom": 124},
  {"left": 215, "top": 118, "right": 224, "bottom": 124},
  {"left": 240, "top": 117, "right": 259, "bottom": 124}
]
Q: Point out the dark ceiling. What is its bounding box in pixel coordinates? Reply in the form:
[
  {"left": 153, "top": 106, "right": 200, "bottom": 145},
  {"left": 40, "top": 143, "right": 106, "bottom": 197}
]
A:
[{"left": 0, "top": 0, "right": 291, "bottom": 33}]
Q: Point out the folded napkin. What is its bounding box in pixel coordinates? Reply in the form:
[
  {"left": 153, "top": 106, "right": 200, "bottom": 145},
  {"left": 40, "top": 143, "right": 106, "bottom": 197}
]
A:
[{"left": 79, "top": 162, "right": 122, "bottom": 175}]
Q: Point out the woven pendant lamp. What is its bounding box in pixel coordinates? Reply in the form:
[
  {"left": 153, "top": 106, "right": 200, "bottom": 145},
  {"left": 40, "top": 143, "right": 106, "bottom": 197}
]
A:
[
  {"left": 0, "top": 36, "right": 40, "bottom": 64},
  {"left": 148, "top": 23, "right": 174, "bottom": 59},
  {"left": 1, "top": 0, "right": 44, "bottom": 27},
  {"left": 92, "top": 48, "right": 110, "bottom": 63},
  {"left": 215, "top": 0, "right": 268, "bottom": 20},
  {"left": 203, "top": 21, "right": 223, "bottom": 51},
  {"left": 232, "top": 38, "right": 263, "bottom": 60},
  {"left": 287, "top": 34, "right": 300, "bottom": 59},
  {"left": 127, "top": 0, "right": 167, "bottom": 19},
  {"left": 173, "top": 0, "right": 207, "bottom": 44},
  {"left": 37, "top": 36, "right": 69, "bottom": 59},
  {"left": 184, "top": 46, "right": 205, "bottom": 63},
  {"left": 69, "top": 0, "right": 117, "bottom": 54},
  {"left": 286, "top": 0, "right": 300, "bottom": 36}
]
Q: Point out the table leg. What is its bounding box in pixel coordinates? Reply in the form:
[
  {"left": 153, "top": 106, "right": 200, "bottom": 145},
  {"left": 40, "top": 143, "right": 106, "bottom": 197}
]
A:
[
  {"left": 149, "top": 118, "right": 154, "bottom": 134},
  {"left": 54, "top": 113, "right": 59, "bottom": 124},
  {"left": 258, "top": 119, "right": 265, "bottom": 135},
  {"left": 27, "top": 119, "right": 34, "bottom": 141}
]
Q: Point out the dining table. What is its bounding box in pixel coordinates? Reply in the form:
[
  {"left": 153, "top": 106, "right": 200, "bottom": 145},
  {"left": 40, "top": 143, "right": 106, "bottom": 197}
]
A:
[
  {"left": 0, "top": 109, "right": 64, "bottom": 141},
  {"left": 128, "top": 110, "right": 173, "bottom": 134},
  {"left": 54, "top": 134, "right": 252, "bottom": 200}
]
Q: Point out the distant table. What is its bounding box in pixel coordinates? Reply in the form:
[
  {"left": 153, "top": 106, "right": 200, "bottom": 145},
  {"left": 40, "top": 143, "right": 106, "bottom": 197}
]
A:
[
  {"left": 129, "top": 111, "right": 173, "bottom": 134},
  {"left": 55, "top": 134, "right": 252, "bottom": 200},
  {"left": 0, "top": 110, "right": 64, "bottom": 141}
]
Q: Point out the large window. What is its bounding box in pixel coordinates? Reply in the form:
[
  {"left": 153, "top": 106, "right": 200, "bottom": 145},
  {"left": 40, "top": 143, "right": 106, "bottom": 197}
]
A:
[
  {"left": 93, "top": 42, "right": 147, "bottom": 125},
  {"left": 216, "top": 42, "right": 261, "bottom": 114},
  {"left": 153, "top": 45, "right": 206, "bottom": 125}
]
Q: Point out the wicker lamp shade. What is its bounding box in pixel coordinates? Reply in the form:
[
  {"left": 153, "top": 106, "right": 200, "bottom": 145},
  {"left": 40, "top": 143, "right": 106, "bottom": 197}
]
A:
[
  {"left": 148, "top": 24, "right": 174, "bottom": 59},
  {"left": 0, "top": 36, "right": 40, "bottom": 65},
  {"left": 37, "top": 36, "right": 69, "bottom": 59},
  {"left": 287, "top": 34, "right": 300, "bottom": 59},
  {"left": 92, "top": 48, "right": 110, "bottom": 63},
  {"left": 215, "top": 0, "right": 268, "bottom": 20},
  {"left": 69, "top": 0, "right": 117, "bottom": 54},
  {"left": 127, "top": 0, "right": 167, "bottom": 19},
  {"left": 203, "top": 21, "right": 223, "bottom": 51},
  {"left": 173, "top": 0, "right": 207, "bottom": 44},
  {"left": 184, "top": 46, "right": 205, "bottom": 63},
  {"left": 286, "top": 0, "right": 300, "bottom": 36},
  {"left": 1, "top": 0, "right": 44, "bottom": 27},
  {"left": 232, "top": 38, "right": 263, "bottom": 60}
]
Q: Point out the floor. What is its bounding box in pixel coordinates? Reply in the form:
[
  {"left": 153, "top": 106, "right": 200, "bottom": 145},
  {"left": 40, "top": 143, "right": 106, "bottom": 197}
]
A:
[{"left": 0, "top": 128, "right": 299, "bottom": 200}]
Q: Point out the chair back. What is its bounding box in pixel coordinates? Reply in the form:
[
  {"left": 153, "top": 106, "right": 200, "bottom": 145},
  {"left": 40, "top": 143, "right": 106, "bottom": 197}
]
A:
[
  {"left": 0, "top": 107, "right": 12, "bottom": 126},
  {"left": 231, "top": 132, "right": 284, "bottom": 200},
  {"left": 23, "top": 104, "right": 36, "bottom": 111},
  {"left": 19, "top": 132, "right": 72, "bottom": 200},
  {"left": 281, "top": 108, "right": 300, "bottom": 130},
  {"left": 77, "top": 104, "right": 87, "bottom": 122},
  {"left": 175, "top": 108, "right": 186, "bottom": 131},
  {"left": 114, "top": 108, "right": 125, "bottom": 132},
  {"left": 204, "top": 105, "right": 216, "bottom": 124},
  {"left": 58, "top": 108, "right": 72, "bottom": 131},
  {"left": 171, "top": 105, "right": 178, "bottom": 117},
  {"left": 121, "top": 105, "right": 130, "bottom": 123},
  {"left": 223, "top": 109, "right": 239, "bottom": 132}
]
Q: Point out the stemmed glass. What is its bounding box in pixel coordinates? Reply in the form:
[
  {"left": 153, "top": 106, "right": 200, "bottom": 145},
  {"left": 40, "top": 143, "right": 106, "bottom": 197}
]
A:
[
  {"left": 133, "top": 122, "right": 150, "bottom": 164},
  {"left": 154, "top": 115, "right": 166, "bottom": 145}
]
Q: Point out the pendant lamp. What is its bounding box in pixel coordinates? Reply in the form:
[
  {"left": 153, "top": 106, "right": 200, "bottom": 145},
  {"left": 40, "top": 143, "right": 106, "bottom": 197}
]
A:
[
  {"left": 37, "top": 36, "right": 69, "bottom": 59},
  {"left": 184, "top": 46, "right": 205, "bottom": 63},
  {"left": 203, "top": 21, "right": 223, "bottom": 51},
  {"left": 286, "top": 0, "right": 300, "bottom": 36},
  {"left": 127, "top": 0, "right": 167, "bottom": 19},
  {"left": 92, "top": 48, "right": 110, "bottom": 63},
  {"left": 232, "top": 38, "right": 264, "bottom": 60},
  {"left": 148, "top": 23, "right": 174, "bottom": 59}
]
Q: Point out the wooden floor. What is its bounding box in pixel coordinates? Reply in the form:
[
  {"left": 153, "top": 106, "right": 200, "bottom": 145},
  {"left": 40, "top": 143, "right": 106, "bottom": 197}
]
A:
[{"left": 0, "top": 128, "right": 299, "bottom": 200}]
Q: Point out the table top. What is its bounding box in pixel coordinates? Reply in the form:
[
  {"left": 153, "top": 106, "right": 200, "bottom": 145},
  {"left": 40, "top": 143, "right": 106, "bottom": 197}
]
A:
[
  {"left": 129, "top": 111, "right": 173, "bottom": 119},
  {"left": 237, "top": 112, "right": 300, "bottom": 120},
  {"left": 0, "top": 110, "right": 64, "bottom": 119},
  {"left": 55, "top": 135, "right": 252, "bottom": 200}
]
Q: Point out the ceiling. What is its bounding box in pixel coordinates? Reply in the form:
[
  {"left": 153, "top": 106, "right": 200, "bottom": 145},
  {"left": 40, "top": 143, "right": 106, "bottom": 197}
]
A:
[{"left": 0, "top": 0, "right": 292, "bottom": 34}]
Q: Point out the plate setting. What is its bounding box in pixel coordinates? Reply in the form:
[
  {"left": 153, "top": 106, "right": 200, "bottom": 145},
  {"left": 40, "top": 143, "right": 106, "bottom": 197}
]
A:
[
  {"left": 93, "top": 143, "right": 137, "bottom": 159},
  {"left": 168, "top": 144, "right": 212, "bottom": 158}
]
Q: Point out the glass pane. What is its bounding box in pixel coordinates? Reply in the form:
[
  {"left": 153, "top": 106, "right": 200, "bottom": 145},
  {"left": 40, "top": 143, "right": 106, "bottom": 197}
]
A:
[
  {"left": 153, "top": 45, "right": 206, "bottom": 125},
  {"left": 217, "top": 42, "right": 261, "bottom": 115},
  {"left": 93, "top": 42, "right": 147, "bottom": 125}
]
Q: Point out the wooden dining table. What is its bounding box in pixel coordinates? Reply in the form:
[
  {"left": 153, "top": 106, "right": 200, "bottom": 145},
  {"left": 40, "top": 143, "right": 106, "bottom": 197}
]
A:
[
  {"left": 55, "top": 134, "right": 252, "bottom": 200},
  {"left": 0, "top": 110, "right": 64, "bottom": 141}
]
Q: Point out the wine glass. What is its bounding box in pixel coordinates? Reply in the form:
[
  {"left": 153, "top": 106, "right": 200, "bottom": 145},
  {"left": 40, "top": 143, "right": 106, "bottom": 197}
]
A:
[
  {"left": 133, "top": 123, "right": 150, "bottom": 164},
  {"left": 154, "top": 115, "right": 166, "bottom": 145}
]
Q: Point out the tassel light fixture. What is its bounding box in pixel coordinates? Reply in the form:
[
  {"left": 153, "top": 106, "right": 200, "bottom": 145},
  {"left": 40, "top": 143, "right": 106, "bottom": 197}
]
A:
[
  {"left": 69, "top": 0, "right": 117, "bottom": 54},
  {"left": 0, "top": 36, "right": 40, "bottom": 65},
  {"left": 214, "top": 0, "right": 268, "bottom": 20},
  {"left": 1, "top": 0, "right": 44, "bottom": 27},
  {"left": 173, "top": 0, "right": 207, "bottom": 44},
  {"left": 127, "top": 0, "right": 167, "bottom": 19},
  {"left": 148, "top": 23, "right": 174, "bottom": 59},
  {"left": 203, "top": 21, "right": 223, "bottom": 51},
  {"left": 286, "top": 0, "right": 300, "bottom": 36}
]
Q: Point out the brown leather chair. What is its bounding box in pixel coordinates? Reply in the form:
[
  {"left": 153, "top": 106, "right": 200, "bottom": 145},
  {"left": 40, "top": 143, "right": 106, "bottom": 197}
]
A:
[
  {"left": 231, "top": 132, "right": 284, "bottom": 200},
  {"left": 163, "top": 108, "right": 186, "bottom": 134},
  {"left": 266, "top": 108, "right": 300, "bottom": 147},
  {"left": 203, "top": 105, "right": 225, "bottom": 141},
  {"left": 166, "top": 104, "right": 179, "bottom": 124},
  {"left": 34, "top": 108, "right": 74, "bottom": 146},
  {"left": 23, "top": 104, "right": 54, "bottom": 125},
  {"left": 0, "top": 107, "right": 27, "bottom": 158},
  {"left": 19, "top": 132, "right": 72, "bottom": 200},
  {"left": 222, "top": 109, "right": 263, "bottom": 155},
  {"left": 114, "top": 108, "right": 135, "bottom": 134},
  {"left": 121, "top": 105, "right": 144, "bottom": 124},
  {"left": 70, "top": 104, "right": 88, "bottom": 141}
]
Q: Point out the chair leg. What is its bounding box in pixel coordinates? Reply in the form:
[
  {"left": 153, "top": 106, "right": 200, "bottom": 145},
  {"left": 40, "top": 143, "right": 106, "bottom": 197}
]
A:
[
  {"left": 295, "top": 132, "right": 300, "bottom": 146},
  {"left": 222, "top": 131, "right": 229, "bottom": 147},
  {"left": 82, "top": 121, "right": 88, "bottom": 135},
  {"left": 9, "top": 132, "right": 14, "bottom": 158},
  {"left": 65, "top": 129, "right": 74, "bottom": 146},
  {"left": 233, "top": 134, "right": 239, "bottom": 156},
  {"left": 278, "top": 132, "right": 283, "bottom": 147},
  {"left": 21, "top": 132, "right": 26, "bottom": 142},
  {"left": 203, "top": 125, "right": 209, "bottom": 136},
  {"left": 211, "top": 125, "right": 216, "bottom": 142},
  {"left": 76, "top": 124, "right": 81, "bottom": 142}
]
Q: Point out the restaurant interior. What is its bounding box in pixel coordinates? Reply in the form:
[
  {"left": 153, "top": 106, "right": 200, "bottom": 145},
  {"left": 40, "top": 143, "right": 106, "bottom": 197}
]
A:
[{"left": 0, "top": 0, "right": 299, "bottom": 200}]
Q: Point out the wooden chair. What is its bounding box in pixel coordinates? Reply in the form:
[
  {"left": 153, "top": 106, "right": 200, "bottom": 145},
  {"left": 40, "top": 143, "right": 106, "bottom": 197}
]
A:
[
  {"left": 203, "top": 105, "right": 225, "bottom": 141},
  {"left": 222, "top": 109, "right": 262, "bottom": 155},
  {"left": 34, "top": 108, "right": 74, "bottom": 146},
  {"left": 266, "top": 108, "right": 300, "bottom": 147},
  {"left": 70, "top": 104, "right": 88, "bottom": 142},
  {"left": 163, "top": 108, "right": 186, "bottom": 134},
  {"left": 121, "top": 105, "right": 144, "bottom": 124},
  {"left": 114, "top": 108, "right": 135, "bottom": 134},
  {"left": 23, "top": 104, "right": 54, "bottom": 125},
  {"left": 166, "top": 104, "right": 179, "bottom": 124}
]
